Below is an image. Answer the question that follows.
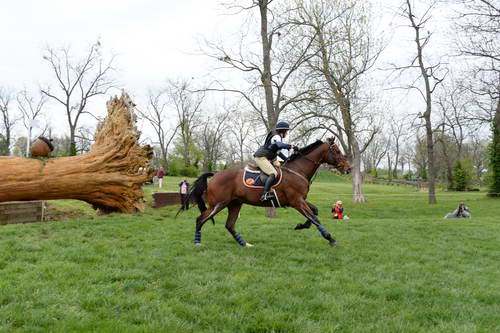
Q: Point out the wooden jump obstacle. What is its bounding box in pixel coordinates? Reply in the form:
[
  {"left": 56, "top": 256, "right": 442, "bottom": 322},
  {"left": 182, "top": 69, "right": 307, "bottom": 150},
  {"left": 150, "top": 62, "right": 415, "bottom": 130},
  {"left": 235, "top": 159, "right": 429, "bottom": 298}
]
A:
[
  {"left": 152, "top": 192, "right": 195, "bottom": 208},
  {"left": 0, "top": 201, "right": 45, "bottom": 225}
]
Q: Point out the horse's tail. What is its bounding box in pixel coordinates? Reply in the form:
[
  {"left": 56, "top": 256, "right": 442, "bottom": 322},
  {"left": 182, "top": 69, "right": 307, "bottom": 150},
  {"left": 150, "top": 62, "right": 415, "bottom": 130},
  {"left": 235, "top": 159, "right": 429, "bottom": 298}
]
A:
[
  {"left": 190, "top": 172, "right": 215, "bottom": 213},
  {"left": 175, "top": 172, "right": 215, "bottom": 221}
]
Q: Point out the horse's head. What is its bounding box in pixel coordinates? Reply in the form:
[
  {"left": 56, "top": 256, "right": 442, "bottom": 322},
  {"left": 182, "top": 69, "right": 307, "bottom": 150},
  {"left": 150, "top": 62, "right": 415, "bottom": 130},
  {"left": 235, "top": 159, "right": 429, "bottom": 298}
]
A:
[{"left": 323, "top": 138, "right": 350, "bottom": 174}]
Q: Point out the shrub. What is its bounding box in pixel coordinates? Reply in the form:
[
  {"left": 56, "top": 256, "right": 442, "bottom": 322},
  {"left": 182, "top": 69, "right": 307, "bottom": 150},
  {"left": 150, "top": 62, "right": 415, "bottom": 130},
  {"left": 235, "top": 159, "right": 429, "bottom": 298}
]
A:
[
  {"left": 168, "top": 162, "right": 180, "bottom": 176},
  {"left": 452, "top": 160, "right": 472, "bottom": 191},
  {"left": 403, "top": 172, "right": 413, "bottom": 180},
  {"left": 452, "top": 160, "right": 466, "bottom": 191},
  {"left": 180, "top": 165, "right": 199, "bottom": 177}
]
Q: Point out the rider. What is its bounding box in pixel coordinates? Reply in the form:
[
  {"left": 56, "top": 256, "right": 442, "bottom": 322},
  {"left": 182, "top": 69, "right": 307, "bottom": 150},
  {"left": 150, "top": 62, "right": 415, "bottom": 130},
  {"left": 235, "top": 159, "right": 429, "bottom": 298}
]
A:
[{"left": 253, "top": 121, "right": 298, "bottom": 201}]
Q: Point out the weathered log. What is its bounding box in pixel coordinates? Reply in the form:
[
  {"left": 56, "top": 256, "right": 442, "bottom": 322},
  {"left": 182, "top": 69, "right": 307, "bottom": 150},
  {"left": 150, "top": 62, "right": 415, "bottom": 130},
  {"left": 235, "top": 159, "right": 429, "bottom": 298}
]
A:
[{"left": 0, "top": 92, "right": 154, "bottom": 213}]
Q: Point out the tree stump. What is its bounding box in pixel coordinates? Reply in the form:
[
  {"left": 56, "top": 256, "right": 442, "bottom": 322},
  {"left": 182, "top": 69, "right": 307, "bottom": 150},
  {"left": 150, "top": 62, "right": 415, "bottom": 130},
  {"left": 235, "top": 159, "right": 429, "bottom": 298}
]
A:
[{"left": 0, "top": 92, "right": 154, "bottom": 213}]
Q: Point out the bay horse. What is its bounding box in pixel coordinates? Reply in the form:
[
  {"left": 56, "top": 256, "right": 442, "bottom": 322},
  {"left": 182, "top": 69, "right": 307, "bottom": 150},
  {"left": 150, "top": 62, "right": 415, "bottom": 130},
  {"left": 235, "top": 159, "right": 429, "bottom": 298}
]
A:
[{"left": 186, "top": 138, "right": 350, "bottom": 247}]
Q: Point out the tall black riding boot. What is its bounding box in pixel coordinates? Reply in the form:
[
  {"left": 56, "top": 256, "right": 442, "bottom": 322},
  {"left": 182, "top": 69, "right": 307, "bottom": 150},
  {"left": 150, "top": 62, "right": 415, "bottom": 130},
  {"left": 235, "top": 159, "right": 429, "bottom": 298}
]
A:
[{"left": 260, "top": 174, "right": 276, "bottom": 201}]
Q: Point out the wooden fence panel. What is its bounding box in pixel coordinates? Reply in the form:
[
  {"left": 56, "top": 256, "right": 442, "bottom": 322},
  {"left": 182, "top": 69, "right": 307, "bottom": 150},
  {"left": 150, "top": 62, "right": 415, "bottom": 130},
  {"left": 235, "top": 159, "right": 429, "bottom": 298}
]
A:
[
  {"left": 0, "top": 201, "right": 45, "bottom": 225},
  {"left": 152, "top": 192, "right": 195, "bottom": 208}
]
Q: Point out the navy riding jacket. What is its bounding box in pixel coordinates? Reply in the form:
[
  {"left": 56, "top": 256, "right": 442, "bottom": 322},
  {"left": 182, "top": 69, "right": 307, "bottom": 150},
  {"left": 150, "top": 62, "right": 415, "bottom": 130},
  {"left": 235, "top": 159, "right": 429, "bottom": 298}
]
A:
[{"left": 254, "top": 131, "right": 291, "bottom": 161}]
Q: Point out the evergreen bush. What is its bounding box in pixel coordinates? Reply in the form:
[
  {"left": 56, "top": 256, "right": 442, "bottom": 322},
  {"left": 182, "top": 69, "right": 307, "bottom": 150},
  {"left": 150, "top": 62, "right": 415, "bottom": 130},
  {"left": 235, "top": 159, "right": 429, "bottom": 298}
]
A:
[{"left": 452, "top": 160, "right": 468, "bottom": 191}]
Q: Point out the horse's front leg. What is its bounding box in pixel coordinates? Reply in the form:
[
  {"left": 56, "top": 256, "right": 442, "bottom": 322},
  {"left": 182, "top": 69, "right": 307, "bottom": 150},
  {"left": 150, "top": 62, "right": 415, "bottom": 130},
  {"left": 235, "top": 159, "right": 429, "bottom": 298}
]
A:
[
  {"left": 294, "top": 201, "right": 317, "bottom": 230},
  {"left": 293, "top": 200, "right": 337, "bottom": 247}
]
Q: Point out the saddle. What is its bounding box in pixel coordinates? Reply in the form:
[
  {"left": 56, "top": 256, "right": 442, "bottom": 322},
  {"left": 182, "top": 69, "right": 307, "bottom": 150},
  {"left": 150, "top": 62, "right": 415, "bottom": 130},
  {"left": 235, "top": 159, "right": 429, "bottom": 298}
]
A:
[{"left": 242, "top": 164, "right": 282, "bottom": 188}]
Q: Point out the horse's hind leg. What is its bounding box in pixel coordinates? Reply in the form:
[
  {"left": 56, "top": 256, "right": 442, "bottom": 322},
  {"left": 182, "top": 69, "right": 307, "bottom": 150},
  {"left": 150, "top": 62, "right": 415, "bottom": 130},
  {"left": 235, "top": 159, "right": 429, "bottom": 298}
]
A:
[
  {"left": 194, "top": 202, "right": 227, "bottom": 245},
  {"left": 225, "top": 201, "right": 252, "bottom": 247},
  {"left": 293, "top": 200, "right": 336, "bottom": 247},
  {"left": 294, "top": 202, "right": 317, "bottom": 230}
]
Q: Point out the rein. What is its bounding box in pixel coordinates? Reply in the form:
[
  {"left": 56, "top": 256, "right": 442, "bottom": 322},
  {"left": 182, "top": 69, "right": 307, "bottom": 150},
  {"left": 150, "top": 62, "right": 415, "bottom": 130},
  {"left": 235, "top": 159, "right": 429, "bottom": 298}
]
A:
[
  {"left": 282, "top": 142, "right": 338, "bottom": 184},
  {"left": 294, "top": 150, "right": 322, "bottom": 167},
  {"left": 281, "top": 166, "right": 310, "bottom": 185}
]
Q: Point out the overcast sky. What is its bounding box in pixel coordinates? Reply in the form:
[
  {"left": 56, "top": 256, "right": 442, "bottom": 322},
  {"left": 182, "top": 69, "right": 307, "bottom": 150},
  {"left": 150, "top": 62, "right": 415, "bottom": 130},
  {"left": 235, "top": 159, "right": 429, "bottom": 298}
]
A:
[
  {"left": 1, "top": 0, "right": 230, "bottom": 92},
  {"left": 1, "top": 0, "right": 461, "bottom": 140}
]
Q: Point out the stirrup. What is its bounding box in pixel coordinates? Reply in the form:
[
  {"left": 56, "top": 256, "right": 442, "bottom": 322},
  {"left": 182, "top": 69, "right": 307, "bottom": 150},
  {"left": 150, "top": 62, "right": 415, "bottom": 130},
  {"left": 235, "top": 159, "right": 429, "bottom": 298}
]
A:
[{"left": 260, "top": 192, "right": 274, "bottom": 201}]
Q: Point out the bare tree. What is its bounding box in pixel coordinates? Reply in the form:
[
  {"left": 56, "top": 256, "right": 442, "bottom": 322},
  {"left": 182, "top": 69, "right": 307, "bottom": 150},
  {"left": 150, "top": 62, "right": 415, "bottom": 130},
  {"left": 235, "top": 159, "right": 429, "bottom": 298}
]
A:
[
  {"left": 228, "top": 109, "right": 254, "bottom": 168},
  {"left": 203, "top": 0, "right": 317, "bottom": 131},
  {"left": 74, "top": 126, "right": 95, "bottom": 154},
  {"left": 400, "top": 142, "right": 416, "bottom": 176},
  {"left": 434, "top": 80, "right": 472, "bottom": 186},
  {"left": 467, "top": 134, "right": 489, "bottom": 184},
  {"left": 293, "top": 0, "right": 383, "bottom": 202},
  {"left": 167, "top": 79, "right": 204, "bottom": 167},
  {"left": 452, "top": 0, "right": 499, "bottom": 196},
  {"left": 199, "top": 109, "right": 231, "bottom": 171},
  {"left": 412, "top": 130, "right": 428, "bottom": 179},
  {"left": 453, "top": 0, "right": 499, "bottom": 64},
  {"left": 387, "top": 116, "right": 407, "bottom": 179},
  {"left": 362, "top": 134, "right": 388, "bottom": 175},
  {"left": 137, "top": 89, "right": 179, "bottom": 168},
  {"left": 0, "top": 88, "right": 17, "bottom": 155},
  {"left": 41, "top": 41, "right": 116, "bottom": 155},
  {"left": 436, "top": 82, "right": 470, "bottom": 157},
  {"left": 17, "top": 88, "right": 47, "bottom": 156},
  {"left": 392, "top": 0, "right": 447, "bottom": 203}
]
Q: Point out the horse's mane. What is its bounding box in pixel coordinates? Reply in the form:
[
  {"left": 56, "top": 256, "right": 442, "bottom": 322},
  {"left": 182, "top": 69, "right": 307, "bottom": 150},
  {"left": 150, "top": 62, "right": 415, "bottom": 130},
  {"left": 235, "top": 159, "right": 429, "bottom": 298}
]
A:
[{"left": 286, "top": 140, "right": 324, "bottom": 162}]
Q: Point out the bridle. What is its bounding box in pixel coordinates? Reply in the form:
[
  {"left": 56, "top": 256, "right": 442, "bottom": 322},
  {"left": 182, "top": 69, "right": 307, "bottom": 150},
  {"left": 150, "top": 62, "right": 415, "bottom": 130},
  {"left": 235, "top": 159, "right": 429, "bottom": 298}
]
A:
[
  {"left": 286, "top": 141, "right": 339, "bottom": 167},
  {"left": 282, "top": 141, "right": 341, "bottom": 182}
]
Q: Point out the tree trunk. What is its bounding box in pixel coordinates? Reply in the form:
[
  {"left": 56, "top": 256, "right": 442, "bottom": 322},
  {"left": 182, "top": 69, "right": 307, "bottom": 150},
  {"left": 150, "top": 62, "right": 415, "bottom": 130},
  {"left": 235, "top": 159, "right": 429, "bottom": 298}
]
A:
[
  {"left": 488, "top": 97, "right": 500, "bottom": 197},
  {"left": 387, "top": 154, "right": 393, "bottom": 181},
  {"left": 0, "top": 92, "right": 154, "bottom": 213},
  {"left": 67, "top": 121, "right": 77, "bottom": 156},
  {"left": 259, "top": 0, "right": 276, "bottom": 130},
  {"left": 425, "top": 116, "right": 437, "bottom": 203},
  {"left": 351, "top": 143, "right": 367, "bottom": 203},
  {"left": 259, "top": 0, "right": 277, "bottom": 217},
  {"left": 406, "top": 0, "right": 438, "bottom": 204}
]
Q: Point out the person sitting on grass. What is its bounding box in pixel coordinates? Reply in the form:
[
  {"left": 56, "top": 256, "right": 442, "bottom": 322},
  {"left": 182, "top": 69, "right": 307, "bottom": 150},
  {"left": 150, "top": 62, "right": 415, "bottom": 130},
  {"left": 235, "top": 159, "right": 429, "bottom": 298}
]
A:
[
  {"left": 444, "top": 202, "right": 471, "bottom": 219},
  {"left": 332, "top": 200, "right": 349, "bottom": 220}
]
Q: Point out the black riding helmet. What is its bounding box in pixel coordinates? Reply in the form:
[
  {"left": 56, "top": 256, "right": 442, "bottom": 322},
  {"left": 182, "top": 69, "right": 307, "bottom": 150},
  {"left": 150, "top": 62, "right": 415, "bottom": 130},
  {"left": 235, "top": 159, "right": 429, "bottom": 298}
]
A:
[{"left": 276, "top": 121, "right": 290, "bottom": 131}]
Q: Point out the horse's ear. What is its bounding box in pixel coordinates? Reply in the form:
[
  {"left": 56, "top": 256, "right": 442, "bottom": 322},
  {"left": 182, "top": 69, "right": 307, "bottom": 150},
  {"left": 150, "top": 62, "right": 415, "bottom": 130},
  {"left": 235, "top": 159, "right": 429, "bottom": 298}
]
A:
[{"left": 328, "top": 137, "right": 335, "bottom": 143}]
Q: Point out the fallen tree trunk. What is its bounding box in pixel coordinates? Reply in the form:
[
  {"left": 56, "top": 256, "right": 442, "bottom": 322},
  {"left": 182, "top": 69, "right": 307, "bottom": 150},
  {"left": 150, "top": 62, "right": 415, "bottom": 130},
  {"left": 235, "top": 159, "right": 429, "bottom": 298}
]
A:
[{"left": 0, "top": 92, "right": 154, "bottom": 213}]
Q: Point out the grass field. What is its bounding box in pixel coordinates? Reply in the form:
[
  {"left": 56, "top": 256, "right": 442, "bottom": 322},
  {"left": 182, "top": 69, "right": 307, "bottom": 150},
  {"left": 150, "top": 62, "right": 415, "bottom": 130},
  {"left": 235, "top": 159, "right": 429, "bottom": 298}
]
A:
[{"left": 1, "top": 172, "right": 499, "bottom": 332}]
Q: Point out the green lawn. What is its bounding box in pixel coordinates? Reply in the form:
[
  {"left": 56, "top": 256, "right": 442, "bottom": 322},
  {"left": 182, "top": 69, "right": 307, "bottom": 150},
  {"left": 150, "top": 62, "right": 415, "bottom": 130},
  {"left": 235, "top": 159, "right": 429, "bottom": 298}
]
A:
[{"left": 1, "top": 173, "right": 499, "bottom": 332}]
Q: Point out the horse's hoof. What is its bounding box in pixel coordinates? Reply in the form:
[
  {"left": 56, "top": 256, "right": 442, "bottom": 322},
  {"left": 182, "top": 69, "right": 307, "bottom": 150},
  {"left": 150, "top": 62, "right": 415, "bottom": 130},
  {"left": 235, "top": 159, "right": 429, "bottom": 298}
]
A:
[
  {"left": 195, "top": 243, "right": 203, "bottom": 246},
  {"left": 329, "top": 241, "right": 337, "bottom": 247},
  {"left": 244, "top": 242, "right": 254, "bottom": 247}
]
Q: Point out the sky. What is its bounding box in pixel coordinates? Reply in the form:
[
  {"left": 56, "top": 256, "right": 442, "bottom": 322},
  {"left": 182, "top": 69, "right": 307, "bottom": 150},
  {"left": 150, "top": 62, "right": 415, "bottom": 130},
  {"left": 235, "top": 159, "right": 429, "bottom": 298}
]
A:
[
  {"left": 1, "top": 0, "right": 230, "bottom": 95},
  {"left": 0, "top": 0, "right": 466, "bottom": 143},
  {"left": 1, "top": 0, "right": 242, "bottom": 139}
]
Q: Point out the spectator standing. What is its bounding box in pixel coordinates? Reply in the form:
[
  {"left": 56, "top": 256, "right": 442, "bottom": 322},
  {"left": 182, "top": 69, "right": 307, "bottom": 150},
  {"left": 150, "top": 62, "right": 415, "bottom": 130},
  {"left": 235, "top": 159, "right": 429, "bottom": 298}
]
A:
[
  {"left": 179, "top": 178, "right": 190, "bottom": 210},
  {"left": 156, "top": 167, "right": 165, "bottom": 188}
]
